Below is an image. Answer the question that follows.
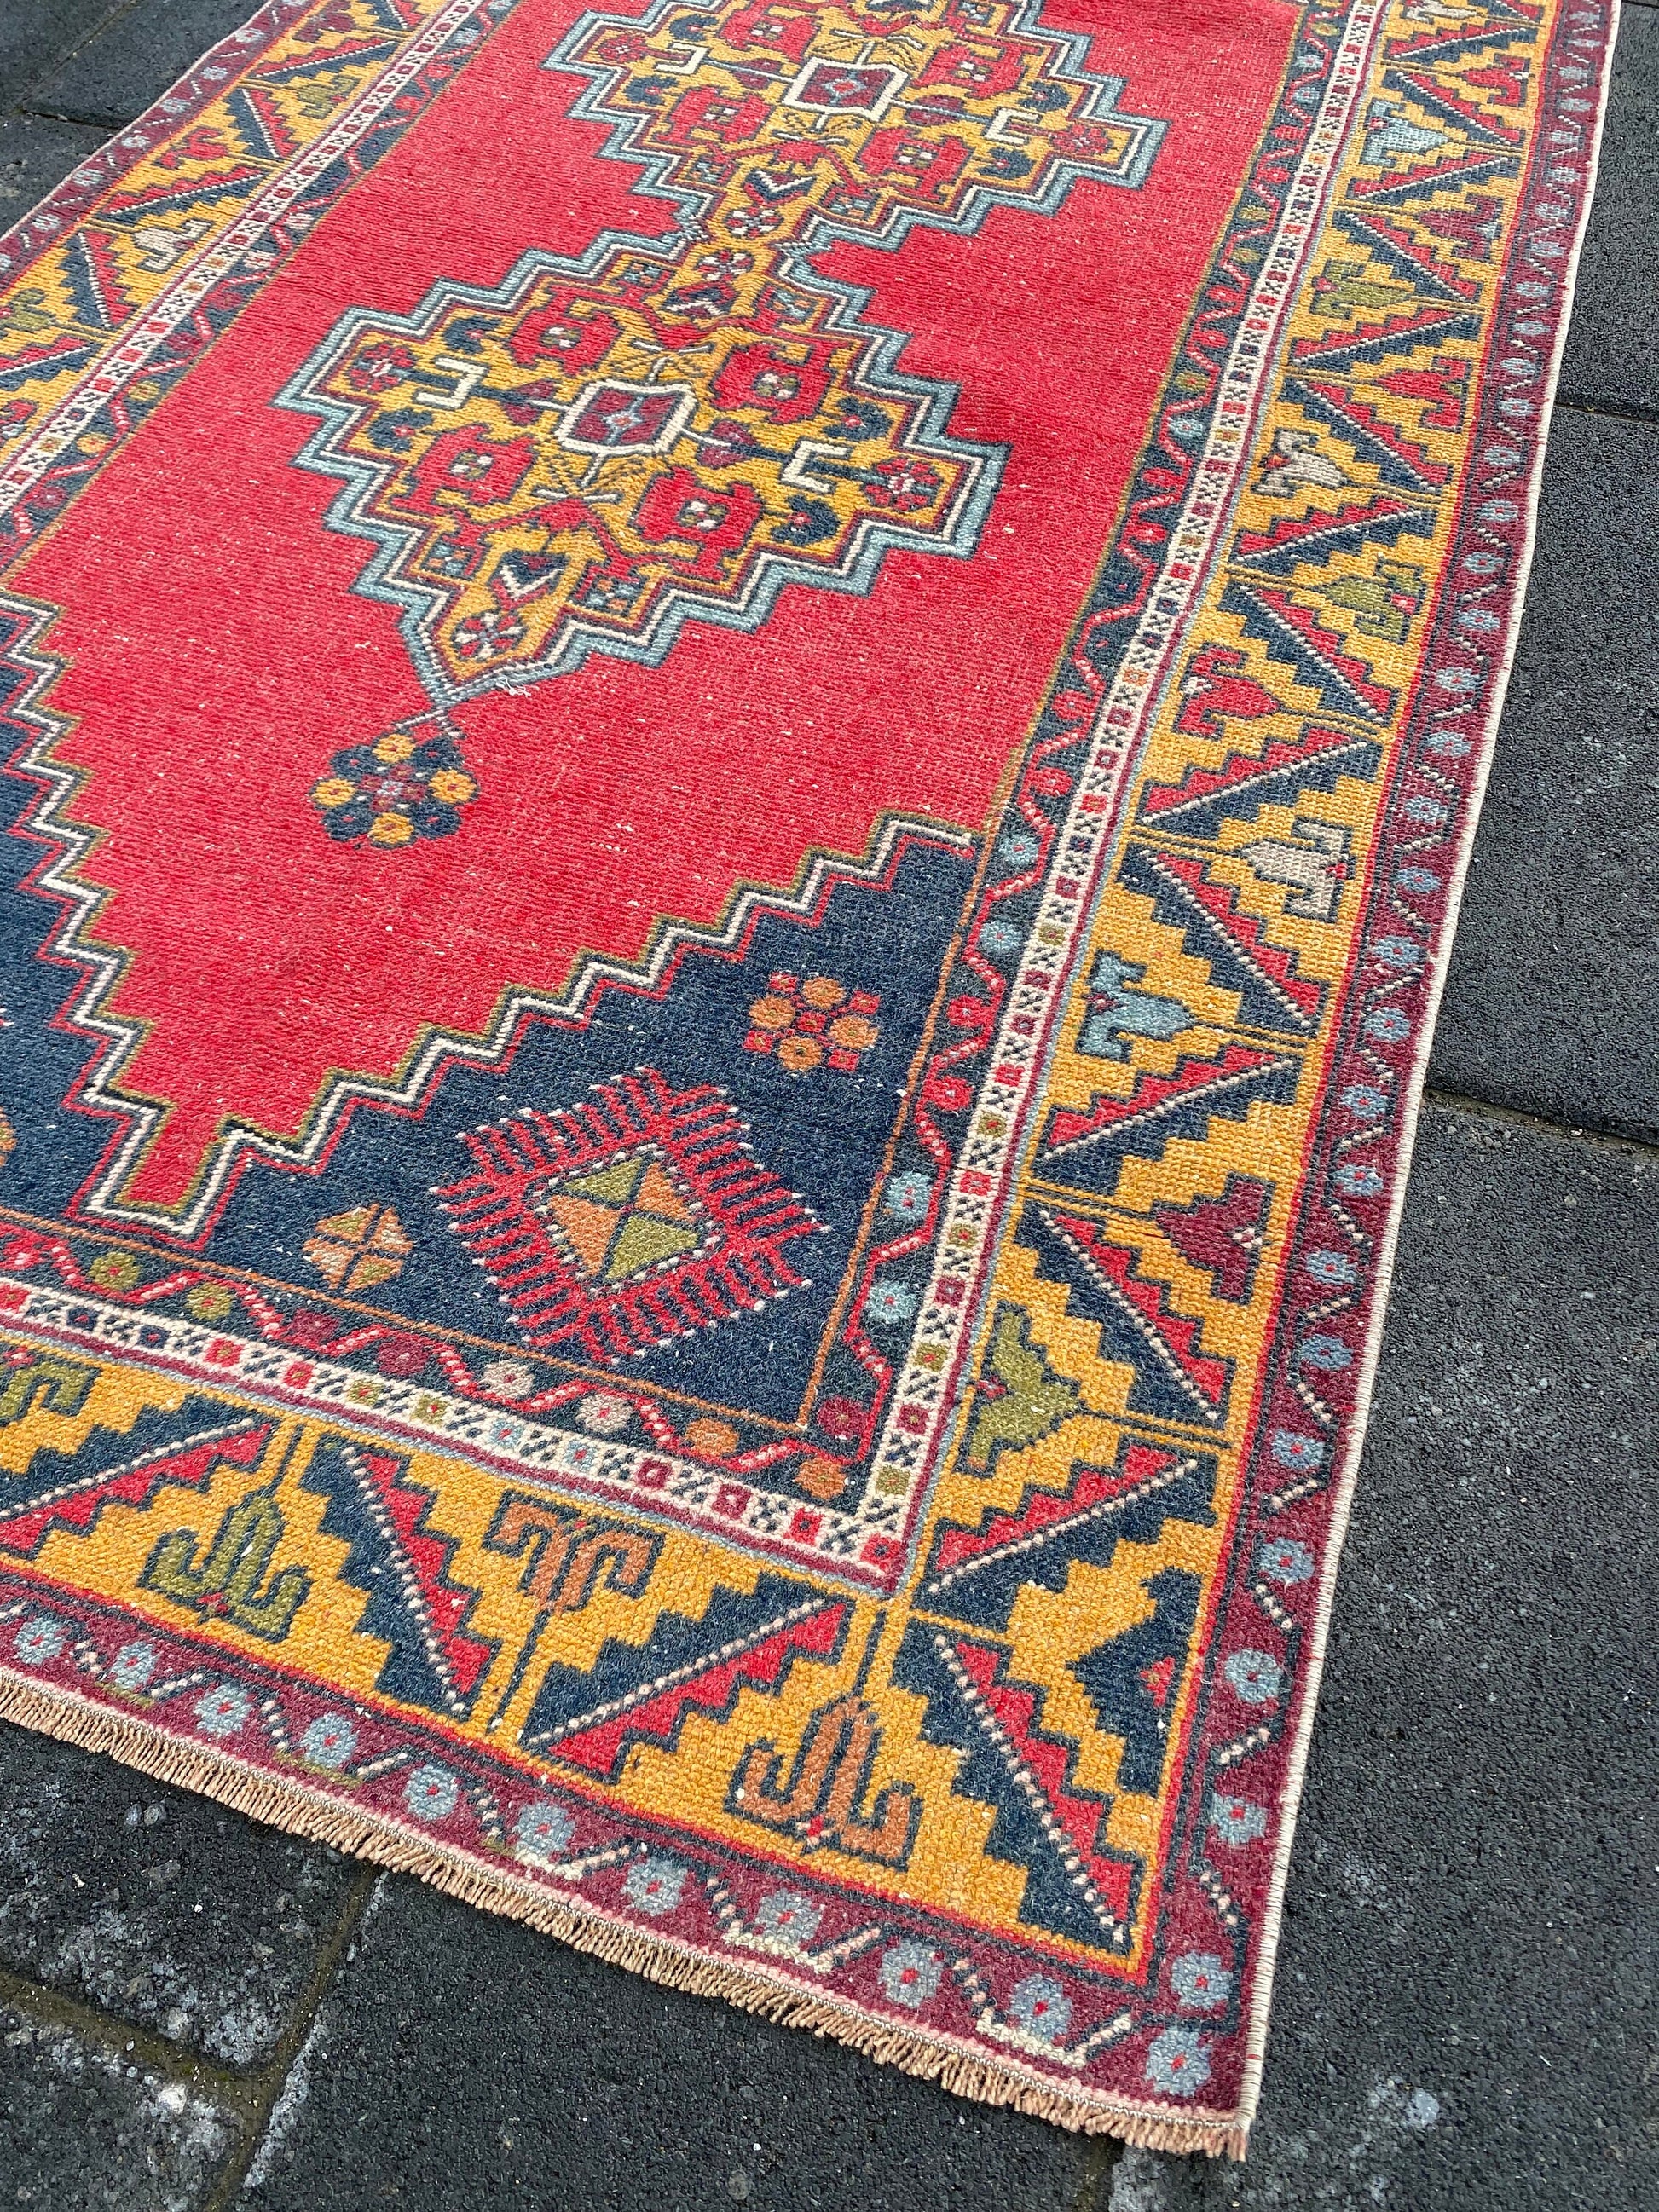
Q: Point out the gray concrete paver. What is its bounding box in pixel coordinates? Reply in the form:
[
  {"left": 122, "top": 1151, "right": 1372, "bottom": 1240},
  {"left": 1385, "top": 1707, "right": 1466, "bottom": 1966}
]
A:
[
  {"left": 1, "top": 0, "right": 126, "bottom": 112},
  {"left": 241, "top": 1874, "right": 1110, "bottom": 2212},
  {"left": 0, "top": 108, "right": 108, "bottom": 218},
  {"left": 1428, "top": 407, "right": 1659, "bottom": 1142},
  {"left": 1558, "top": 3, "right": 1659, "bottom": 419},
  {"left": 0, "top": 1722, "right": 360, "bottom": 2068},
  {"left": 0, "top": 1997, "right": 239, "bottom": 2210},
  {"left": 20, "top": 0, "right": 279, "bottom": 130}
]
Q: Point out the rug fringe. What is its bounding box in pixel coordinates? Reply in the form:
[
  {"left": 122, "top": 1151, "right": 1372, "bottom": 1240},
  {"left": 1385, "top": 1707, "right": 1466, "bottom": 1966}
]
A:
[{"left": 0, "top": 1668, "right": 1245, "bottom": 2157}]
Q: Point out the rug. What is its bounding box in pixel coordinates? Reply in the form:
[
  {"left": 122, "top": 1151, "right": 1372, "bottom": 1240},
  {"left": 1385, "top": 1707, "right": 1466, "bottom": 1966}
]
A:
[{"left": 0, "top": 0, "right": 1612, "bottom": 2153}]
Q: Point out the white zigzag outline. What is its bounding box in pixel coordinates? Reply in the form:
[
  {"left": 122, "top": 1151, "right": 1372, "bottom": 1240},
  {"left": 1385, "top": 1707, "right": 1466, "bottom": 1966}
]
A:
[{"left": 0, "top": 586, "right": 974, "bottom": 1235}]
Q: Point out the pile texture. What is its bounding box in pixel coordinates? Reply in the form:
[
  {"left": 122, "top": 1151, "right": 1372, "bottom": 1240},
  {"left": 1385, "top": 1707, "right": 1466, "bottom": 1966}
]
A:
[{"left": 0, "top": 0, "right": 1612, "bottom": 2152}]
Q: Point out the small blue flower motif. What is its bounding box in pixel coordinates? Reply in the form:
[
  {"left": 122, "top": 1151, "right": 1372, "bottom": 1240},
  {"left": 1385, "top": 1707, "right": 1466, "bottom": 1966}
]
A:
[
  {"left": 997, "top": 832, "right": 1041, "bottom": 871},
  {"left": 1425, "top": 733, "right": 1471, "bottom": 759},
  {"left": 1224, "top": 1648, "right": 1285, "bottom": 1706},
  {"left": 194, "top": 1684, "right": 250, "bottom": 1740},
  {"left": 1372, "top": 937, "right": 1422, "bottom": 974},
  {"left": 1209, "top": 1793, "right": 1269, "bottom": 1847},
  {"left": 1334, "top": 1162, "right": 1384, "bottom": 1198},
  {"left": 1146, "top": 2024, "right": 1211, "bottom": 2098},
  {"left": 1341, "top": 1083, "right": 1388, "bottom": 1121},
  {"left": 866, "top": 1278, "right": 918, "bottom": 1327},
  {"left": 1364, "top": 1006, "right": 1413, "bottom": 1044},
  {"left": 1304, "top": 1249, "right": 1356, "bottom": 1288},
  {"left": 1009, "top": 1973, "right": 1072, "bottom": 2044},
  {"left": 1270, "top": 1429, "right": 1327, "bottom": 1472},
  {"left": 1170, "top": 1951, "right": 1234, "bottom": 2014},
  {"left": 1402, "top": 794, "right": 1447, "bottom": 826},
  {"left": 1434, "top": 666, "right": 1481, "bottom": 697},
  {"left": 1394, "top": 864, "right": 1442, "bottom": 895},
  {"left": 1455, "top": 606, "right": 1500, "bottom": 636},
  {"left": 624, "top": 1855, "right": 687, "bottom": 1917},
  {"left": 879, "top": 1939, "right": 941, "bottom": 2010},
  {"left": 1477, "top": 499, "right": 1519, "bottom": 527},
  {"left": 883, "top": 1170, "right": 933, "bottom": 1224},
  {"left": 109, "top": 1639, "right": 159, "bottom": 1691},
  {"left": 301, "top": 1713, "right": 357, "bottom": 1770},
  {"left": 403, "top": 1763, "right": 459, "bottom": 1823},
  {"left": 513, "top": 1800, "right": 573, "bottom": 1865},
  {"left": 1461, "top": 552, "right": 1504, "bottom": 578},
  {"left": 13, "top": 1616, "right": 66, "bottom": 1668},
  {"left": 977, "top": 918, "right": 1021, "bottom": 958},
  {"left": 754, "top": 1890, "right": 822, "bottom": 1945},
  {"left": 1299, "top": 1333, "right": 1352, "bottom": 1372},
  {"left": 1257, "top": 1535, "right": 1315, "bottom": 1586}
]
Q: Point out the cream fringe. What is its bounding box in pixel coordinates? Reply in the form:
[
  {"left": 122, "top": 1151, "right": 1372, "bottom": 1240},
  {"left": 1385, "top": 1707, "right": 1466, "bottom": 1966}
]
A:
[{"left": 0, "top": 1669, "right": 1245, "bottom": 2157}]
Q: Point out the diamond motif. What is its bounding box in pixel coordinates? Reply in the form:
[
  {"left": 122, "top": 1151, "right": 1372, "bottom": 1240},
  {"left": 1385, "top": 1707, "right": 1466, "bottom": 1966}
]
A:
[
  {"left": 536, "top": 1152, "right": 708, "bottom": 1284},
  {"left": 436, "top": 1069, "right": 821, "bottom": 1362}
]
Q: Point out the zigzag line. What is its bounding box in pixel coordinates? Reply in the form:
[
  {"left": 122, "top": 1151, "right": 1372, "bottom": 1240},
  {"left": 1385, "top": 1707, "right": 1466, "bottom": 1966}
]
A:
[
  {"left": 1138, "top": 725, "right": 1382, "bottom": 838},
  {"left": 1118, "top": 846, "right": 1326, "bottom": 1034},
  {"left": 1332, "top": 207, "right": 1480, "bottom": 303},
  {"left": 1344, "top": 147, "right": 1520, "bottom": 207},
  {"left": 101, "top": 166, "right": 268, "bottom": 223},
  {"left": 1038, "top": 1044, "right": 1303, "bottom": 1185},
  {"left": 1384, "top": 4, "right": 1540, "bottom": 69},
  {"left": 1383, "top": 65, "right": 1525, "bottom": 146},
  {"left": 1289, "top": 307, "right": 1483, "bottom": 373},
  {"left": 0, "top": 588, "right": 969, "bottom": 1236},
  {"left": 1284, "top": 378, "right": 1451, "bottom": 493},
  {"left": 1232, "top": 497, "right": 1436, "bottom": 576},
  {"left": 1220, "top": 580, "right": 1395, "bottom": 720},
  {"left": 0, "top": 337, "right": 101, "bottom": 391},
  {"left": 1025, "top": 1206, "right": 1231, "bottom": 1427}
]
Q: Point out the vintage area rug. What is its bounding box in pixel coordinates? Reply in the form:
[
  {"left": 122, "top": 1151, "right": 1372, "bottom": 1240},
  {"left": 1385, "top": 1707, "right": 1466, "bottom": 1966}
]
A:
[{"left": 0, "top": 0, "right": 1611, "bottom": 2152}]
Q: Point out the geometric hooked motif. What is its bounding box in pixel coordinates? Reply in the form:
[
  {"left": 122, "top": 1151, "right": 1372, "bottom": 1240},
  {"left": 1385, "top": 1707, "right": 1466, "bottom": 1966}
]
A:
[
  {"left": 0, "top": 0, "right": 1608, "bottom": 2157},
  {"left": 299, "top": 1434, "right": 498, "bottom": 1720},
  {"left": 435, "top": 1067, "right": 821, "bottom": 1362},
  {"left": 894, "top": 1620, "right": 1143, "bottom": 1951}
]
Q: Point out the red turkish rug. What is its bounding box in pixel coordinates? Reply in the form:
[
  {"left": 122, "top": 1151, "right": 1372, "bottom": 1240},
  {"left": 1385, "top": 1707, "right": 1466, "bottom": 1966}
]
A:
[{"left": 0, "top": 0, "right": 1613, "bottom": 2153}]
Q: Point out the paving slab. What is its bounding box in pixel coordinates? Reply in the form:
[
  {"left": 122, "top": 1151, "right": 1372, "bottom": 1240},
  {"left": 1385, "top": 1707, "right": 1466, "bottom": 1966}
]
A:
[
  {"left": 1101, "top": 1104, "right": 1659, "bottom": 2212},
  {"left": 23, "top": 0, "right": 272, "bottom": 130},
  {"left": 1, "top": 0, "right": 124, "bottom": 112},
  {"left": 1558, "top": 2, "right": 1659, "bottom": 419},
  {"left": 0, "top": 1997, "right": 239, "bottom": 2211},
  {"left": 1428, "top": 407, "right": 1659, "bottom": 1141},
  {"left": 0, "top": 1721, "right": 360, "bottom": 2067},
  {"left": 241, "top": 1874, "right": 1112, "bottom": 2212},
  {"left": 0, "top": 107, "right": 108, "bottom": 225}
]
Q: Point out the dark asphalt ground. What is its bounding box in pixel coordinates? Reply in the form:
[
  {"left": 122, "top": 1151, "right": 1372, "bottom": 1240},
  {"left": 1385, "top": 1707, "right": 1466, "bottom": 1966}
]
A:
[{"left": 0, "top": 4, "right": 1656, "bottom": 2207}]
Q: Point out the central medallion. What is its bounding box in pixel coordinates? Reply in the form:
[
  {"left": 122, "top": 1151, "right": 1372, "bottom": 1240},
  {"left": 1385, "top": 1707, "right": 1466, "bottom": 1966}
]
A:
[{"left": 278, "top": 0, "right": 1165, "bottom": 845}]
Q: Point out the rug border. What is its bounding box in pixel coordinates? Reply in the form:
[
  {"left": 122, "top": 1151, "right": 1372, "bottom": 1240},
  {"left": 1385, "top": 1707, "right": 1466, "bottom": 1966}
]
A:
[
  {"left": 0, "top": 1669, "right": 1246, "bottom": 2152},
  {"left": 1230, "top": 0, "right": 1625, "bottom": 2149},
  {"left": 0, "top": 0, "right": 1622, "bottom": 2162}
]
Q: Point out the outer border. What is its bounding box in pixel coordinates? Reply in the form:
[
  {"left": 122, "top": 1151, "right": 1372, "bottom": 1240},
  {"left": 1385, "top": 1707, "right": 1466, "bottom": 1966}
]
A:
[{"left": 1233, "top": 0, "right": 1624, "bottom": 2145}]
